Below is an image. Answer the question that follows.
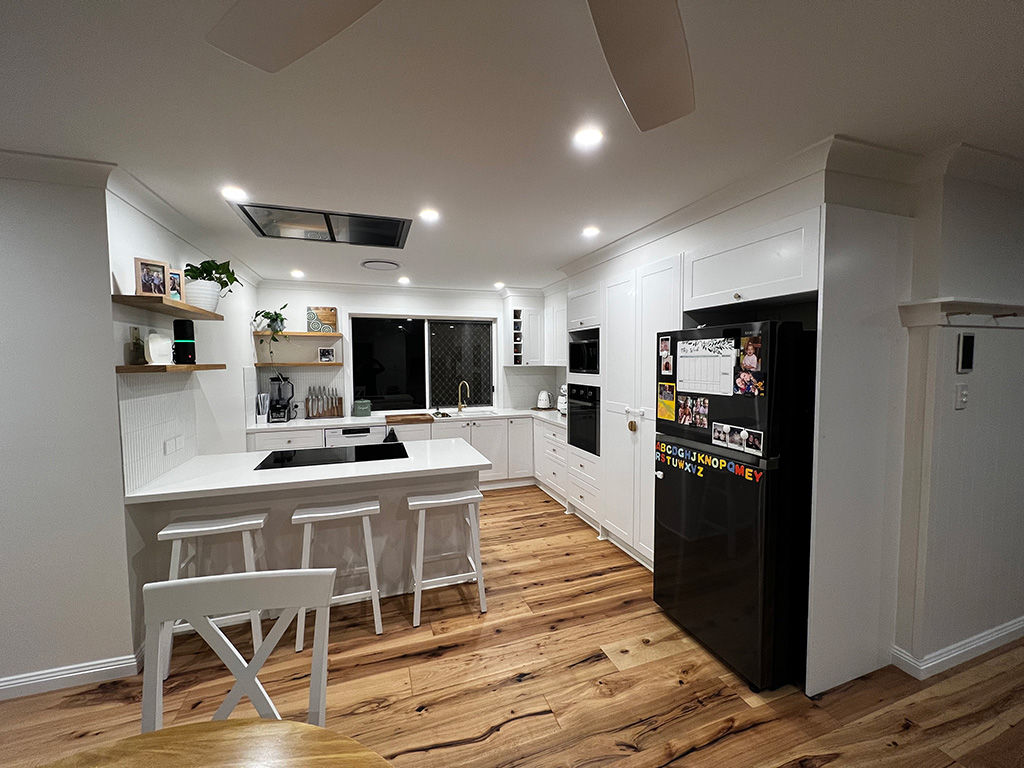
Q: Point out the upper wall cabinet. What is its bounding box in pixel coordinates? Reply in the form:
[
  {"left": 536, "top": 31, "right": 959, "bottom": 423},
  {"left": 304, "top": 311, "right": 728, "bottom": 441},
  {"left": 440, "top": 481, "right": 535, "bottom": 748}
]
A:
[
  {"left": 683, "top": 207, "right": 822, "bottom": 311},
  {"left": 567, "top": 284, "right": 601, "bottom": 329}
]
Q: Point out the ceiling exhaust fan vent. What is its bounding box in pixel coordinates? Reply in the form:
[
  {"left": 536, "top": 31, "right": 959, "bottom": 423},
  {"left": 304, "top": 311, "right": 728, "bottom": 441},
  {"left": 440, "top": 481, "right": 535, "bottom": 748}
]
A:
[
  {"left": 230, "top": 202, "right": 412, "bottom": 249},
  {"left": 360, "top": 259, "right": 401, "bottom": 271}
]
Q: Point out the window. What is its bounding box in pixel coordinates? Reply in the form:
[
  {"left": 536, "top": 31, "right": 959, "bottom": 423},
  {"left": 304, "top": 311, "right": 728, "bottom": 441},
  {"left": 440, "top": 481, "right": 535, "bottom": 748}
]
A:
[{"left": 351, "top": 317, "right": 493, "bottom": 411}]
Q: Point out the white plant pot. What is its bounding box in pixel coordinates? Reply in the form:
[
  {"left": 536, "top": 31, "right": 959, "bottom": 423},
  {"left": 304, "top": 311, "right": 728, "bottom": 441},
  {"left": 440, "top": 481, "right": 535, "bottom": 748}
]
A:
[{"left": 185, "top": 280, "right": 221, "bottom": 312}]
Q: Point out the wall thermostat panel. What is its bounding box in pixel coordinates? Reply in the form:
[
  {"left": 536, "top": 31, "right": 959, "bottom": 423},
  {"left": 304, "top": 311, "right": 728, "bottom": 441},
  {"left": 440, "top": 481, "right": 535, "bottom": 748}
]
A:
[{"left": 957, "top": 332, "right": 975, "bottom": 373}]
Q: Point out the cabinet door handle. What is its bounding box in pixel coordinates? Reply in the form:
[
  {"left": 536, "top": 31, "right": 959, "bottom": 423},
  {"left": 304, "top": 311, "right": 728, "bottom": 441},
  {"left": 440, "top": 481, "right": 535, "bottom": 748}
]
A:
[{"left": 733, "top": 292, "right": 742, "bottom": 300}]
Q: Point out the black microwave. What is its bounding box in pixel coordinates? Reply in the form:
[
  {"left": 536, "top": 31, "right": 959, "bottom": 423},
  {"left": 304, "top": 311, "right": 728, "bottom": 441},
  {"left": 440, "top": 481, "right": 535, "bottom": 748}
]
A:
[{"left": 569, "top": 338, "right": 599, "bottom": 375}]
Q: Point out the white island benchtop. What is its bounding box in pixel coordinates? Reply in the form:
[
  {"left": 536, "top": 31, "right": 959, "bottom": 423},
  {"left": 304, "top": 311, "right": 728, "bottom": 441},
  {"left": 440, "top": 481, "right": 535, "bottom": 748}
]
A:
[{"left": 125, "top": 438, "right": 491, "bottom": 504}]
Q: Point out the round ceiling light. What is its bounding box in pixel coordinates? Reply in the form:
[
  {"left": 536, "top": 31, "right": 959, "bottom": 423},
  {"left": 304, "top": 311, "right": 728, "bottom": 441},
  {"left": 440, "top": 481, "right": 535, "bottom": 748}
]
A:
[
  {"left": 220, "top": 185, "right": 248, "bottom": 202},
  {"left": 290, "top": 269, "right": 304, "bottom": 278},
  {"left": 360, "top": 259, "right": 401, "bottom": 271},
  {"left": 573, "top": 126, "right": 604, "bottom": 150},
  {"left": 582, "top": 226, "right": 600, "bottom": 237},
  {"left": 398, "top": 276, "right": 411, "bottom": 285},
  {"left": 419, "top": 208, "right": 440, "bottom": 223},
  {"left": 493, "top": 282, "right": 505, "bottom": 289}
]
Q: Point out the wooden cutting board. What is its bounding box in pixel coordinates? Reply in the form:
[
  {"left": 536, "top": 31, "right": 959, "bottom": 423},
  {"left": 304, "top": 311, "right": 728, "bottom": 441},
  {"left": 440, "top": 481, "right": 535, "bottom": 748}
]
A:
[{"left": 385, "top": 413, "right": 435, "bottom": 425}]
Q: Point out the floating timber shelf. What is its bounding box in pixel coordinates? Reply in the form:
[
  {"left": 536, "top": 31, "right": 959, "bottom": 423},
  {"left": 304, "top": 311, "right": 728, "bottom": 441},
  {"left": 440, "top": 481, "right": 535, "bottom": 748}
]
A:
[
  {"left": 115, "top": 364, "right": 227, "bottom": 374},
  {"left": 898, "top": 298, "right": 1024, "bottom": 328},
  {"left": 253, "top": 331, "right": 343, "bottom": 338},
  {"left": 112, "top": 294, "right": 224, "bottom": 321},
  {"left": 254, "top": 362, "right": 343, "bottom": 368}
]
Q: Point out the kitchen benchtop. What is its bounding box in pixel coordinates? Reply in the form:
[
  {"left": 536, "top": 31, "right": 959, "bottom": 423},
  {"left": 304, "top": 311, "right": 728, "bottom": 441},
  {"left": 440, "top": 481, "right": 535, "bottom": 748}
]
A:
[
  {"left": 124, "top": 438, "right": 491, "bottom": 505},
  {"left": 247, "top": 408, "right": 567, "bottom": 433}
]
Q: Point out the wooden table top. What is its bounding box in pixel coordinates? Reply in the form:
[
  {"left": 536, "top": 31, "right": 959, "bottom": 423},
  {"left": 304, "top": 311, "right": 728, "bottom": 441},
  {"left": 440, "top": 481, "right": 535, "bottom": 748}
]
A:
[{"left": 37, "top": 719, "right": 392, "bottom": 767}]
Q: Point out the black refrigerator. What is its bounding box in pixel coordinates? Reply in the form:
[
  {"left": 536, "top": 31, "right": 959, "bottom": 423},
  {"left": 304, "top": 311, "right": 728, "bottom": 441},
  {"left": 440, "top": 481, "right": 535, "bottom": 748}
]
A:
[{"left": 653, "top": 321, "right": 816, "bottom": 691}]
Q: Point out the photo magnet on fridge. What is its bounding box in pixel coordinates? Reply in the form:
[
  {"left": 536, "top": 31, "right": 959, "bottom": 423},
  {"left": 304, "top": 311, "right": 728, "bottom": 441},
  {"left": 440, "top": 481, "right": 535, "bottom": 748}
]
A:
[
  {"left": 734, "top": 369, "right": 765, "bottom": 396},
  {"left": 726, "top": 425, "right": 745, "bottom": 451},
  {"left": 744, "top": 428, "right": 764, "bottom": 457},
  {"left": 712, "top": 422, "right": 729, "bottom": 448},
  {"left": 660, "top": 347, "right": 673, "bottom": 376},
  {"left": 735, "top": 335, "right": 765, "bottom": 396},
  {"left": 677, "top": 395, "right": 695, "bottom": 426},
  {"left": 659, "top": 336, "right": 671, "bottom": 356},
  {"left": 657, "top": 383, "right": 675, "bottom": 420}
]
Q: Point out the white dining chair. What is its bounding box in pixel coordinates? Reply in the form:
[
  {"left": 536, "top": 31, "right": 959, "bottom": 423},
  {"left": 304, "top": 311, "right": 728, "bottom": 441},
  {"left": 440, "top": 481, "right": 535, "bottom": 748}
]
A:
[{"left": 141, "top": 568, "right": 336, "bottom": 733}]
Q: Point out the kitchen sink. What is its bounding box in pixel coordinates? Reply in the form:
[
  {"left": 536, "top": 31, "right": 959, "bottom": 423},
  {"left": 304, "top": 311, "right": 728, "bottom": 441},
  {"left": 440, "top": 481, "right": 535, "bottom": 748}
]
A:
[{"left": 437, "top": 410, "right": 497, "bottom": 418}]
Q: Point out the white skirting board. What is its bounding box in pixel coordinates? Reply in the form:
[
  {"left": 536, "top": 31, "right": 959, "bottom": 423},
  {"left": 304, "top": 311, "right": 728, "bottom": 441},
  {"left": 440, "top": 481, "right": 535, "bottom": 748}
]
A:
[
  {"left": 0, "top": 653, "right": 140, "bottom": 701},
  {"left": 891, "top": 613, "right": 1024, "bottom": 680}
]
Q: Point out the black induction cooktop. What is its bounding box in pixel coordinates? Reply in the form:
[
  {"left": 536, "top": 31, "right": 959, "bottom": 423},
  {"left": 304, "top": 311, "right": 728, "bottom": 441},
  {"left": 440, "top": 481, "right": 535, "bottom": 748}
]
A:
[{"left": 254, "top": 443, "right": 409, "bottom": 471}]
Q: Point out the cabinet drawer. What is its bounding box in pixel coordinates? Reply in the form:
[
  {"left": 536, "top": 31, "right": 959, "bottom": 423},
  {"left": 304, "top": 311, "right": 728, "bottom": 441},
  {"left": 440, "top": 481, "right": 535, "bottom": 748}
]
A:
[
  {"left": 537, "top": 453, "right": 566, "bottom": 494},
  {"left": 533, "top": 420, "right": 566, "bottom": 446},
  {"left": 684, "top": 208, "right": 820, "bottom": 310},
  {"left": 537, "top": 439, "right": 566, "bottom": 464},
  {"left": 568, "top": 448, "right": 600, "bottom": 488},
  {"left": 253, "top": 429, "right": 324, "bottom": 451},
  {"left": 568, "top": 476, "right": 601, "bottom": 518},
  {"left": 392, "top": 424, "right": 432, "bottom": 442}
]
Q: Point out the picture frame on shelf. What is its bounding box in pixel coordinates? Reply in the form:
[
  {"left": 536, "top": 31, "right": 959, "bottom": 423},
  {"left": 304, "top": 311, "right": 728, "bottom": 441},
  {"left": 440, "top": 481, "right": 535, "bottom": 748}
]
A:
[
  {"left": 318, "top": 347, "right": 336, "bottom": 363},
  {"left": 134, "top": 257, "right": 170, "bottom": 296},
  {"left": 168, "top": 270, "right": 184, "bottom": 302}
]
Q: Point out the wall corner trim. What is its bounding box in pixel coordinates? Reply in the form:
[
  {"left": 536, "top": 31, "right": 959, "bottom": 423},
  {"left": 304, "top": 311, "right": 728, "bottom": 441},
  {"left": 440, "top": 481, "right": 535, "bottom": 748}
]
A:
[
  {"left": 0, "top": 654, "right": 140, "bottom": 702},
  {"left": 891, "top": 613, "right": 1024, "bottom": 681}
]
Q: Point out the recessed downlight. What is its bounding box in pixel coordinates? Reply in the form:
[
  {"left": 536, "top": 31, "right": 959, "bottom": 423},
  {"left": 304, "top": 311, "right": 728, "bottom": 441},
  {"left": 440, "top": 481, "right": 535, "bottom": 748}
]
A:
[
  {"left": 493, "top": 282, "right": 505, "bottom": 290},
  {"left": 290, "top": 269, "right": 304, "bottom": 278},
  {"left": 573, "top": 126, "right": 603, "bottom": 150},
  {"left": 220, "top": 185, "right": 248, "bottom": 202},
  {"left": 398, "top": 276, "right": 411, "bottom": 285},
  {"left": 419, "top": 208, "right": 440, "bottom": 223},
  {"left": 582, "top": 226, "right": 600, "bottom": 237},
  {"left": 360, "top": 259, "right": 401, "bottom": 271}
]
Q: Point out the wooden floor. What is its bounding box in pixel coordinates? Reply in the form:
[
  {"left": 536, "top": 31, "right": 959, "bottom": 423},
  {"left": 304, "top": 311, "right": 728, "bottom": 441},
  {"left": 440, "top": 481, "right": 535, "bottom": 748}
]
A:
[{"left": 3, "top": 486, "right": 1023, "bottom": 767}]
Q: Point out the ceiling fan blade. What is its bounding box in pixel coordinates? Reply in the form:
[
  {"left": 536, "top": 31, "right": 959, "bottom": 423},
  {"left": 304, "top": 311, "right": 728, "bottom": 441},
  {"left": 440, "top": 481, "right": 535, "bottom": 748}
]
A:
[
  {"left": 206, "top": 0, "right": 383, "bottom": 73},
  {"left": 587, "top": 0, "right": 695, "bottom": 132}
]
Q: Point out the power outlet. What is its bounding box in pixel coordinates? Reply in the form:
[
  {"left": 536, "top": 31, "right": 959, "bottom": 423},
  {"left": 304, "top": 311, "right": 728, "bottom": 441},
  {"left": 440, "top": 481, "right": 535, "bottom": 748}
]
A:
[
  {"left": 163, "top": 439, "right": 176, "bottom": 455},
  {"left": 954, "top": 383, "right": 969, "bottom": 410}
]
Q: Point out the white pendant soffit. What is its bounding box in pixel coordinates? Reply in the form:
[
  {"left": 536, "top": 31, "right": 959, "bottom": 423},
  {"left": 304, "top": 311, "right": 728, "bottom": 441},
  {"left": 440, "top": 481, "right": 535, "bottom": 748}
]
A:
[
  {"left": 0, "top": 148, "right": 115, "bottom": 188},
  {"left": 207, "top": 0, "right": 383, "bottom": 73},
  {"left": 587, "top": 0, "right": 695, "bottom": 132}
]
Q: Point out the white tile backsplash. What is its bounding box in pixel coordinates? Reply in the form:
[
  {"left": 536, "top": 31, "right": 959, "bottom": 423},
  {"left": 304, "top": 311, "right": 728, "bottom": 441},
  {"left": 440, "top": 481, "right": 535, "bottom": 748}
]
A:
[
  {"left": 117, "top": 373, "right": 198, "bottom": 493},
  {"left": 503, "top": 367, "right": 566, "bottom": 410}
]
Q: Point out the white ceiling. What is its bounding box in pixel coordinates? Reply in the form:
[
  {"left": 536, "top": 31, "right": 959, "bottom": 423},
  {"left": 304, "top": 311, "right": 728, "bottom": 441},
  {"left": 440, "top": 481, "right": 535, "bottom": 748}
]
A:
[{"left": 2, "top": 1, "right": 1022, "bottom": 290}]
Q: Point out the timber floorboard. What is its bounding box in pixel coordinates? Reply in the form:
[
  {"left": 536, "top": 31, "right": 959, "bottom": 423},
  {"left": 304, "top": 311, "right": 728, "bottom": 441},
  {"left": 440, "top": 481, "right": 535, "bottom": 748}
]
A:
[{"left": 2, "top": 485, "right": 1023, "bottom": 767}]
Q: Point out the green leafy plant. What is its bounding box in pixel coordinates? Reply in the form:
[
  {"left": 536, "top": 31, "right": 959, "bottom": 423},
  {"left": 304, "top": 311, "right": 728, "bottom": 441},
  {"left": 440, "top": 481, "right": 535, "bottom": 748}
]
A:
[
  {"left": 183, "top": 259, "right": 242, "bottom": 294},
  {"left": 253, "top": 305, "right": 288, "bottom": 364}
]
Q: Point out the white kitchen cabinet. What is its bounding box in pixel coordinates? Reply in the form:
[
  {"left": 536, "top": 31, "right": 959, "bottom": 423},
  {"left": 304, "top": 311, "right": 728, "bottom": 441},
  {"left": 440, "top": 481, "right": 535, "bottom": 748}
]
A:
[
  {"left": 567, "top": 284, "right": 600, "bottom": 329},
  {"left": 533, "top": 419, "right": 566, "bottom": 497},
  {"left": 252, "top": 428, "right": 325, "bottom": 451},
  {"left": 523, "top": 308, "right": 542, "bottom": 365},
  {"left": 542, "top": 291, "right": 568, "bottom": 366},
  {"left": 684, "top": 207, "right": 821, "bottom": 311},
  {"left": 468, "top": 418, "right": 508, "bottom": 481},
  {"left": 510, "top": 305, "right": 543, "bottom": 366},
  {"left": 599, "top": 255, "right": 680, "bottom": 556},
  {"left": 392, "top": 423, "right": 432, "bottom": 442},
  {"left": 507, "top": 417, "right": 534, "bottom": 478},
  {"left": 432, "top": 418, "right": 508, "bottom": 481},
  {"left": 552, "top": 305, "right": 567, "bottom": 366}
]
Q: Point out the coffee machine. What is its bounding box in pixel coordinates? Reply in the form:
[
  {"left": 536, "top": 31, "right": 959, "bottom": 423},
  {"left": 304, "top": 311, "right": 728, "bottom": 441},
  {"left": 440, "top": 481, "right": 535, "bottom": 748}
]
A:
[{"left": 268, "top": 375, "right": 297, "bottom": 423}]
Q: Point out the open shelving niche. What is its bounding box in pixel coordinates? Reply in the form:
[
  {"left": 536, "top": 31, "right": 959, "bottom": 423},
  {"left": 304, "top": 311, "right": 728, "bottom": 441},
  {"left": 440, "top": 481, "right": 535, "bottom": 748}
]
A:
[
  {"left": 252, "top": 330, "right": 344, "bottom": 367},
  {"left": 112, "top": 294, "right": 227, "bottom": 374}
]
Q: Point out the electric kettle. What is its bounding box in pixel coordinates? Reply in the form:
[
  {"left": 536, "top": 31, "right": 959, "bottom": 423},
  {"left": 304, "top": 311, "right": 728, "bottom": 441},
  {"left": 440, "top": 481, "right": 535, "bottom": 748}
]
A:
[{"left": 537, "top": 390, "right": 552, "bottom": 409}]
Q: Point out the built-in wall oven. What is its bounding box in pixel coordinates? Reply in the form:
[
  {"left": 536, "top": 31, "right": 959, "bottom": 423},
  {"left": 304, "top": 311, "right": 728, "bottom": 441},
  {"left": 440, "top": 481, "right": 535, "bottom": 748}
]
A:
[{"left": 567, "top": 385, "right": 600, "bottom": 456}]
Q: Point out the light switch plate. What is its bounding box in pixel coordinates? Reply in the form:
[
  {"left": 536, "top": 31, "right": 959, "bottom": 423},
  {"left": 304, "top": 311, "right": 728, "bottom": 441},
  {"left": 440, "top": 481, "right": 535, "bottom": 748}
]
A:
[
  {"left": 954, "top": 383, "right": 969, "bottom": 410},
  {"left": 175, "top": 435, "right": 184, "bottom": 451},
  {"left": 163, "top": 439, "right": 175, "bottom": 455}
]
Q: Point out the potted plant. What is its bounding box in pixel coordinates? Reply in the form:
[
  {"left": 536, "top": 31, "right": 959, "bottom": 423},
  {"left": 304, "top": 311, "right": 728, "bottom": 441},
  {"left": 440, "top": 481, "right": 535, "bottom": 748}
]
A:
[
  {"left": 253, "top": 305, "right": 288, "bottom": 368},
  {"left": 183, "top": 259, "right": 242, "bottom": 312}
]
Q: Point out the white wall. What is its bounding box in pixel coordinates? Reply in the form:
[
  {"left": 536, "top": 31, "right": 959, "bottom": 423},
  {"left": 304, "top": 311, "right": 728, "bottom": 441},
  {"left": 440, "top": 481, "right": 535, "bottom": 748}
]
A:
[
  {"left": 804, "top": 205, "right": 913, "bottom": 695},
  {"left": 0, "top": 153, "right": 135, "bottom": 696},
  {"left": 106, "top": 172, "right": 259, "bottom": 457}
]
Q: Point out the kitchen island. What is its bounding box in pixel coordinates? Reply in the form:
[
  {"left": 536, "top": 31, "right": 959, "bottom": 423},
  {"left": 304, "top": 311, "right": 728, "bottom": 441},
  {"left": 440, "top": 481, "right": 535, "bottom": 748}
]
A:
[{"left": 123, "top": 438, "right": 490, "bottom": 646}]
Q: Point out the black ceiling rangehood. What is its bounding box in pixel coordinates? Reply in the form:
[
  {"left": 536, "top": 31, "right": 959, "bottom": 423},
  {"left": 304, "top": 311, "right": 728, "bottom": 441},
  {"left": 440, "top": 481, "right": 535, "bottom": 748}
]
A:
[{"left": 230, "top": 201, "right": 412, "bottom": 249}]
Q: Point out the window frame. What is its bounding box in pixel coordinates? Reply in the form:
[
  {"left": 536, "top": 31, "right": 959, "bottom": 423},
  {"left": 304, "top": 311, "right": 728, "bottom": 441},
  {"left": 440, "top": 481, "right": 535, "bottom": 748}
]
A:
[{"left": 349, "top": 313, "right": 498, "bottom": 412}]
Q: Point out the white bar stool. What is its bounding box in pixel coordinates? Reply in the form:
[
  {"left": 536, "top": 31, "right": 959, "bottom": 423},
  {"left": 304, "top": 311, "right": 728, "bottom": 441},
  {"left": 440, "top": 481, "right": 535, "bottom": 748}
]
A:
[
  {"left": 407, "top": 488, "right": 486, "bottom": 627},
  {"left": 156, "top": 513, "right": 269, "bottom": 679},
  {"left": 291, "top": 499, "right": 383, "bottom": 650}
]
